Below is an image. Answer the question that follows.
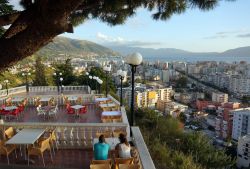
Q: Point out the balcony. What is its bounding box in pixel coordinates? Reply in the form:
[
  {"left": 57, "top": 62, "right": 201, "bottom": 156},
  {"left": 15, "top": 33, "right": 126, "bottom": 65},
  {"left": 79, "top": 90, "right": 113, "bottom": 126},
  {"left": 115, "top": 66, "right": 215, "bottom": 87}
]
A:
[{"left": 0, "top": 86, "right": 156, "bottom": 169}]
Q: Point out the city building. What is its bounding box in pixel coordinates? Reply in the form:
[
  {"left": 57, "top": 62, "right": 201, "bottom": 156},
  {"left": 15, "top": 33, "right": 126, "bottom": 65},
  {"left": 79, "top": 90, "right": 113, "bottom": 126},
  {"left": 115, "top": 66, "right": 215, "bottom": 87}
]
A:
[
  {"left": 237, "top": 135, "right": 250, "bottom": 168},
  {"left": 212, "top": 92, "right": 228, "bottom": 103},
  {"left": 162, "top": 70, "right": 170, "bottom": 83},
  {"left": 196, "top": 99, "right": 221, "bottom": 111},
  {"left": 157, "top": 87, "right": 173, "bottom": 102},
  {"left": 156, "top": 100, "right": 188, "bottom": 117},
  {"left": 232, "top": 108, "right": 250, "bottom": 141},
  {"left": 215, "top": 102, "right": 241, "bottom": 139}
]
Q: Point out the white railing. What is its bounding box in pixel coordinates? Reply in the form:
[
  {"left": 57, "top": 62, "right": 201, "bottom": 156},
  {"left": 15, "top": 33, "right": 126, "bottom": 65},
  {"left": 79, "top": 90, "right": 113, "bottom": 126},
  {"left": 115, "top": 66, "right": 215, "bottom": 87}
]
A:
[
  {"left": 0, "top": 86, "right": 26, "bottom": 97},
  {"left": 132, "top": 127, "right": 156, "bottom": 169},
  {"left": 0, "top": 122, "right": 128, "bottom": 149},
  {"left": 29, "top": 86, "right": 90, "bottom": 94}
]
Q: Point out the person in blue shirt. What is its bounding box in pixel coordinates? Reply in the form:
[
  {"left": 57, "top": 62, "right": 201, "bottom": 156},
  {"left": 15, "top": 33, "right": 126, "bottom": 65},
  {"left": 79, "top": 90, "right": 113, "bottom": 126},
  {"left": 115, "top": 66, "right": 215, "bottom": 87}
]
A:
[{"left": 94, "top": 134, "right": 110, "bottom": 160}]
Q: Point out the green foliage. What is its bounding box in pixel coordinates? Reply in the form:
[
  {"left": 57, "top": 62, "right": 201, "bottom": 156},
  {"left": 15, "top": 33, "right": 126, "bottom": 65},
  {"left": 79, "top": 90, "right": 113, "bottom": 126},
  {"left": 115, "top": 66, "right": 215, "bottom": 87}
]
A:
[
  {"left": 67, "top": 0, "right": 219, "bottom": 27},
  {"left": 53, "top": 59, "right": 76, "bottom": 86},
  {"left": 144, "top": 133, "right": 203, "bottom": 169},
  {"left": 180, "top": 132, "right": 235, "bottom": 168},
  {"left": 0, "top": 71, "right": 23, "bottom": 88},
  {"left": 33, "top": 57, "right": 48, "bottom": 86},
  {"left": 78, "top": 67, "right": 116, "bottom": 94},
  {"left": 0, "top": 0, "right": 15, "bottom": 36},
  {"left": 178, "top": 112, "right": 187, "bottom": 123},
  {"left": 136, "top": 108, "right": 235, "bottom": 169},
  {"left": 176, "top": 76, "right": 187, "bottom": 88}
]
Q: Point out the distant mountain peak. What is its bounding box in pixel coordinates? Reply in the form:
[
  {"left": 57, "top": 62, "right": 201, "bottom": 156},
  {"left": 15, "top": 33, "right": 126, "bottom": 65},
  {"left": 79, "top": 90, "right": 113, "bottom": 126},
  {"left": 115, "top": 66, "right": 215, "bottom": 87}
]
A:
[{"left": 36, "top": 36, "right": 118, "bottom": 58}]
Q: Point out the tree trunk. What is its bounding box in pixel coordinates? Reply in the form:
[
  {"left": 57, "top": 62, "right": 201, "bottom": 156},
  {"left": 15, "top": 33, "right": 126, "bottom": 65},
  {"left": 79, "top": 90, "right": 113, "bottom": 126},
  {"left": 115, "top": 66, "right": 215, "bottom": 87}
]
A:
[{"left": 0, "top": 0, "right": 84, "bottom": 71}]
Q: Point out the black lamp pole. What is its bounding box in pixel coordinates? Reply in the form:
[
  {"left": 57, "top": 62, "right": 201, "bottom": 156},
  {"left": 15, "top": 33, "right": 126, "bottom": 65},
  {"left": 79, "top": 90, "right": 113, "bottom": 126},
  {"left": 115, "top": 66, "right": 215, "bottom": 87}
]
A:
[
  {"left": 5, "top": 82, "right": 8, "bottom": 96},
  {"left": 95, "top": 78, "right": 98, "bottom": 94},
  {"left": 130, "top": 65, "right": 137, "bottom": 127},
  {"left": 120, "top": 76, "right": 124, "bottom": 107},
  {"left": 60, "top": 79, "right": 63, "bottom": 94},
  {"left": 25, "top": 75, "right": 29, "bottom": 93},
  {"left": 105, "top": 71, "right": 108, "bottom": 97},
  {"left": 57, "top": 77, "right": 60, "bottom": 94},
  {"left": 99, "top": 83, "right": 101, "bottom": 94}
]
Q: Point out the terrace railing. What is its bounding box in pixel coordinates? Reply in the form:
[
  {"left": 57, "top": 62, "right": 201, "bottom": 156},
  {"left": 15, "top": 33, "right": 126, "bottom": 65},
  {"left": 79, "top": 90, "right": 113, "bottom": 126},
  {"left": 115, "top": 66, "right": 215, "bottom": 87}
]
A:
[
  {"left": 132, "top": 127, "right": 156, "bottom": 169},
  {"left": 0, "top": 86, "right": 26, "bottom": 97},
  {"left": 29, "top": 86, "right": 90, "bottom": 94},
  {"left": 0, "top": 122, "right": 128, "bottom": 149}
]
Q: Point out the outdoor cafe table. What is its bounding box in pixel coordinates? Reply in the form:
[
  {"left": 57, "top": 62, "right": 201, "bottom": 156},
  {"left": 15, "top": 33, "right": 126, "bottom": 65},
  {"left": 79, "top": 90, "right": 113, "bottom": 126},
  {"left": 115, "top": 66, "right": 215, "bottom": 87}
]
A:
[
  {"left": 99, "top": 103, "right": 117, "bottom": 108},
  {"left": 95, "top": 97, "right": 110, "bottom": 102},
  {"left": 71, "top": 105, "right": 84, "bottom": 116},
  {"left": 101, "top": 111, "right": 121, "bottom": 117},
  {"left": 6, "top": 128, "right": 45, "bottom": 162},
  {"left": 4, "top": 106, "right": 17, "bottom": 111}
]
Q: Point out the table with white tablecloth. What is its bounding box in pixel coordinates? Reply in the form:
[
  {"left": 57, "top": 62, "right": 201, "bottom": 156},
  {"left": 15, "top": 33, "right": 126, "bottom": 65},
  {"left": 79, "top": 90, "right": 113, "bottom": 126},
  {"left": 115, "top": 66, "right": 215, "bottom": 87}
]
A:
[
  {"left": 101, "top": 111, "right": 121, "bottom": 117},
  {"left": 99, "top": 103, "right": 117, "bottom": 108},
  {"left": 95, "top": 97, "right": 110, "bottom": 102}
]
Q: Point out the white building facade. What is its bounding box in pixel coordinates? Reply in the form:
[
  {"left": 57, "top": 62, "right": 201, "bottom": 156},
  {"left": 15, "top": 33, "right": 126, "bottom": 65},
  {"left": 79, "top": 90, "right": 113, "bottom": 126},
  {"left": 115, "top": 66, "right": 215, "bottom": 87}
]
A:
[{"left": 232, "top": 108, "right": 250, "bottom": 141}]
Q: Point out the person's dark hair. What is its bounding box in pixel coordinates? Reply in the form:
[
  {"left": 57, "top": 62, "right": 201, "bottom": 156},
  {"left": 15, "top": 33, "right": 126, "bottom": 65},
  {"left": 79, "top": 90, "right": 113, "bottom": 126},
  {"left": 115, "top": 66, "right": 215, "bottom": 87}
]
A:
[
  {"left": 99, "top": 134, "right": 105, "bottom": 143},
  {"left": 119, "top": 133, "right": 129, "bottom": 146}
]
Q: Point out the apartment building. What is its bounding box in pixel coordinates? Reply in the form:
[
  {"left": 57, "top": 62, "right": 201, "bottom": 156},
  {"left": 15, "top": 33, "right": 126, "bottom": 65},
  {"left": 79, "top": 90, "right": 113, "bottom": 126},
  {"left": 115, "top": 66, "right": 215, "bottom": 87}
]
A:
[
  {"left": 212, "top": 92, "right": 228, "bottom": 103},
  {"left": 157, "top": 87, "right": 173, "bottom": 101},
  {"left": 237, "top": 135, "right": 250, "bottom": 168},
  {"left": 232, "top": 108, "right": 250, "bottom": 141},
  {"left": 229, "top": 75, "right": 250, "bottom": 97},
  {"left": 134, "top": 87, "right": 173, "bottom": 108},
  {"left": 156, "top": 100, "right": 188, "bottom": 117},
  {"left": 215, "top": 102, "right": 241, "bottom": 139}
]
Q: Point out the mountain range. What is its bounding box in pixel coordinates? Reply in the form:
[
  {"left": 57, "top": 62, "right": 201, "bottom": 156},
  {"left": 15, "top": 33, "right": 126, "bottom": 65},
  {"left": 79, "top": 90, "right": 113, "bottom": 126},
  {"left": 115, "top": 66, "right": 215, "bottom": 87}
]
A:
[
  {"left": 36, "top": 36, "right": 250, "bottom": 59},
  {"left": 107, "top": 46, "right": 250, "bottom": 58}
]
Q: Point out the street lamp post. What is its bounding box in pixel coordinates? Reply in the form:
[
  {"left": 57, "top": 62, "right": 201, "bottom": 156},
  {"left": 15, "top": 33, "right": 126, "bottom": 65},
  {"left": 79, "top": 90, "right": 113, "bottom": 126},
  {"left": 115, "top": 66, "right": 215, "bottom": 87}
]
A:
[
  {"left": 89, "top": 75, "right": 93, "bottom": 92},
  {"left": 97, "top": 78, "right": 103, "bottom": 94},
  {"left": 93, "top": 76, "right": 99, "bottom": 94},
  {"left": 125, "top": 53, "right": 143, "bottom": 131},
  {"left": 22, "top": 72, "right": 31, "bottom": 93},
  {"left": 60, "top": 77, "right": 63, "bottom": 94},
  {"left": 85, "top": 72, "right": 89, "bottom": 87},
  {"left": 54, "top": 72, "right": 62, "bottom": 94},
  {"left": 4, "top": 80, "right": 9, "bottom": 96},
  {"left": 117, "top": 70, "right": 127, "bottom": 107},
  {"left": 103, "top": 65, "right": 112, "bottom": 97}
]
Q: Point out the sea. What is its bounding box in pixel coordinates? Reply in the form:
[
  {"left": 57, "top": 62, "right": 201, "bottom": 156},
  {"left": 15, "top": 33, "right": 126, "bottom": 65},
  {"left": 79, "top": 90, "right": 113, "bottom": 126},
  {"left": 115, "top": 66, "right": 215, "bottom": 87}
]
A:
[{"left": 143, "top": 56, "right": 250, "bottom": 63}]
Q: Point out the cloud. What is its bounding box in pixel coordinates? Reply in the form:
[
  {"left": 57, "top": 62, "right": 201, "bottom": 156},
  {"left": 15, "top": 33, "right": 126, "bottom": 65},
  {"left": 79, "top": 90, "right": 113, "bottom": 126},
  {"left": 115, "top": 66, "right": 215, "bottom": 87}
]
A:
[
  {"left": 203, "top": 34, "right": 227, "bottom": 39},
  {"left": 237, "top": 33, "right": 250, "bottom": 38},
  {"left": 96, "top": 32, "right": 161, "bottom": 47},
  {"left": 204, "top": 29, "right": 250, "bottom": 39}
]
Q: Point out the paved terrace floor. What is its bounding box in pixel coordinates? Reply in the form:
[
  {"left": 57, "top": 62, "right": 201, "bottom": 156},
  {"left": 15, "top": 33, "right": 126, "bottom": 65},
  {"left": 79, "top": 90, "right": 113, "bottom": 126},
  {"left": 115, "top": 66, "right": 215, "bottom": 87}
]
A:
[
  {"left": 0, "top": 148, "right": 93, "bottom": 169},
  {"left": 2, "top": 104, "right": 101, "bottom": 123}
]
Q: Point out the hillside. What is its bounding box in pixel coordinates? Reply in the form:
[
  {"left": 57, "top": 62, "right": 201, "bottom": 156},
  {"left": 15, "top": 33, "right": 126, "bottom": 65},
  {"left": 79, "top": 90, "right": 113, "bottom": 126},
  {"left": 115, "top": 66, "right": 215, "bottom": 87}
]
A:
[{"left": 36, "top": 36, "right": 118, "bottom": 58}]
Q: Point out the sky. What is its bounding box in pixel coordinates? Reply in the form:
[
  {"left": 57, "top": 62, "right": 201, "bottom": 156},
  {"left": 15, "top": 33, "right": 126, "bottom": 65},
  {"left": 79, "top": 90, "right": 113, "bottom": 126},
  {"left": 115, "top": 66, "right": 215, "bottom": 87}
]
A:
[{"left": 9, "top": 0, "right": 250, "bottom": 52}]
